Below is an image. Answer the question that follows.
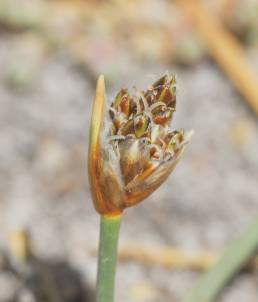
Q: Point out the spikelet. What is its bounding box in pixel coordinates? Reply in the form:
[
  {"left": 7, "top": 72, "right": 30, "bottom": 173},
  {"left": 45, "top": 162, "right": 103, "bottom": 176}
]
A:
[{"left": 88, "top": 74, "right": 193, "bottom": 215}]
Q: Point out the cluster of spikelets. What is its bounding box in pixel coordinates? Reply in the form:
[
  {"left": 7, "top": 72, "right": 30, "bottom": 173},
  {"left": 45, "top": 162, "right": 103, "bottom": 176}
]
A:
[{"left": 89, "top": 74, "right": 192, "bottom": 215}]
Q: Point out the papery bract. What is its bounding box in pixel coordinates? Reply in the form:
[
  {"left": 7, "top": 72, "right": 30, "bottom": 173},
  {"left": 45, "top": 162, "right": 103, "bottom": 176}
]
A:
[{"left": 88, "top": 74, "right": 193, "bottom": 215}]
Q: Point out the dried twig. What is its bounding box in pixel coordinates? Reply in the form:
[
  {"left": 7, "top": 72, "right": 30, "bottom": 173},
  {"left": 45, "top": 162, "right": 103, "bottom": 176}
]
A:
[
  {"left": 175, "top": 0, "right": 258, "bottom": 115},
  {"left": 90, "top": 243, "right": 258, "bottom": 271},
  {"left": 119, "top": 244, "right": 216, "bottom": 270}
]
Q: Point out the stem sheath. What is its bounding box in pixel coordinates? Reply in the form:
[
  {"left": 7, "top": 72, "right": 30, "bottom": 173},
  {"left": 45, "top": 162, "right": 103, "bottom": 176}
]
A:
[{"left": 97, "top": 214, "right": 122, "bottom": 302}]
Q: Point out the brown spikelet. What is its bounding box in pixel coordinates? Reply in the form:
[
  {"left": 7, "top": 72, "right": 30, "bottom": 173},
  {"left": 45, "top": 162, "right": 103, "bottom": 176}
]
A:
[{"left": 88, "top": 74, "right": 193, "bottom": 215}]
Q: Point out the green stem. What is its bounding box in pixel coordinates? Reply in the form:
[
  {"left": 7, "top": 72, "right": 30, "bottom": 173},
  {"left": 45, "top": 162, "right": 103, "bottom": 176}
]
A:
[
  {"left": 185, "top": 215, "right": 258, "bottom": 302},
  {"left": 97, "top": 214, "right": 122, "bottom": 302}
]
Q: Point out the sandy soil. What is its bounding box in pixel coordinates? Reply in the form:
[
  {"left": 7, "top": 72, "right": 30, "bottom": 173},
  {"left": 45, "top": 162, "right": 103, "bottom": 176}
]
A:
[{"left": 0, "top": 34, "right": 258, "bottom": 301}]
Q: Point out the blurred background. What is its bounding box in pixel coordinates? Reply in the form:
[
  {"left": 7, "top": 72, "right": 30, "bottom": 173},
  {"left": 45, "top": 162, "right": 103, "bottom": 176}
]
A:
[{"left": 0, "top": 0, "right": 258, "bottom": 301}]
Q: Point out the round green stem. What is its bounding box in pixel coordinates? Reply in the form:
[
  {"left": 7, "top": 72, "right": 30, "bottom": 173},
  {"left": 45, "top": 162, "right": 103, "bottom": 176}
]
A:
[{"left": 97, "top": 214, "right": 122, "bottom": 302}]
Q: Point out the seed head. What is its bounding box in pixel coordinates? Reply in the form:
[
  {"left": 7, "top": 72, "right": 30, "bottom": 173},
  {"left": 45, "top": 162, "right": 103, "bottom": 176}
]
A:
[{"left": 88, "top": 74, "right": 193, "bottom": 215}]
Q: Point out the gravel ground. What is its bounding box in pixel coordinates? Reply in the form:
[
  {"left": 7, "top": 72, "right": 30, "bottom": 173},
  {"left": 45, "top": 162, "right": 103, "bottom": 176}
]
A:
[{"left": 0, "top": 35, "right": 258, "bottom": 301}]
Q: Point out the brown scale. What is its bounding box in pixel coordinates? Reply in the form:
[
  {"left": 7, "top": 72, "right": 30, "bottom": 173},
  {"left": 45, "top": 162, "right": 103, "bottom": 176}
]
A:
[
  {"left": 109, "top": 122, "right": 117, "bottom": 136},
  {"left": 119, "top": 119, "right": 134, "bottom": 136},
  {"left": 111, "top": 113, "right": 128, "bottom": 135},
  {"left": 111, "top": 89, "right": 137, "bottom": 117},
  {"left": 154, "top": 137, "right": 167, "bottom": 150},
  {"left": 129, "top": 98, "right": 137, "bottom": 116},
  {"left": 119, "top": 95, "right": 131, "bottom": 118},
  {"left": 163, "top": 130, "right": 180, "bottom": 144},
  {"left": 144, "top": 89, "right": 156, "bottom": 106},
  {"left": 152, "top": 75, "right": 176, "bottom": 109},
  {"left": 134, "top": 95, "right": 146, "bottom": 114},
  {"left": 134, "top": 113, "right": 151, "bottom": 138},
  {"left": 112, "top": 89, "right": 129, "bottom": 110},
  {"left": 165, "top": 131, "right": 185, "bottom": 154},
  {"left": 152, "top": 76, "right": 169, "bottom": 97},
  {"left": 151, "top": 106, "right": 173, "bottom": 125},
  {"left": 109, "top": 106, "right": 116, "bottom": 120},
  {"left": 157, "top": 86, "right": 176, "bottom": 109},
  {"left": 172, "top": 131, "right": 184, "bottom": 144},
  {"left": 149, "top": 145, "right": 161, "bottom": 160},
  {"left": 152, "top": 75, "right": 167, "bottom": 90},
  {"left": 169, "top": 86, "right": 176, "bottom": 108}
]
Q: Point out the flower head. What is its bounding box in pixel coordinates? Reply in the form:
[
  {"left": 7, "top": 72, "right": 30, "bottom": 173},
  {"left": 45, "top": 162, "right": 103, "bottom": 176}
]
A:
[{"left": 88, "top": 74, "right": 193, "bottom": 215}]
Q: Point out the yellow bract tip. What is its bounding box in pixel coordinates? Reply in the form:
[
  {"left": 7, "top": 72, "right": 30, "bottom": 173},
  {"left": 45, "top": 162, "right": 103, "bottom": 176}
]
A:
[{"left": 90, "top": 75, "right": 106, "bottom": 151}]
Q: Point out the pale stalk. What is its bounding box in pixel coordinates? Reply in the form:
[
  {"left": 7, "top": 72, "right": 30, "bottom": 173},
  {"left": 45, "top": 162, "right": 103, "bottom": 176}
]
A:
[{"left": 96, "top": 214, "right": 122, "bottom": 302}]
